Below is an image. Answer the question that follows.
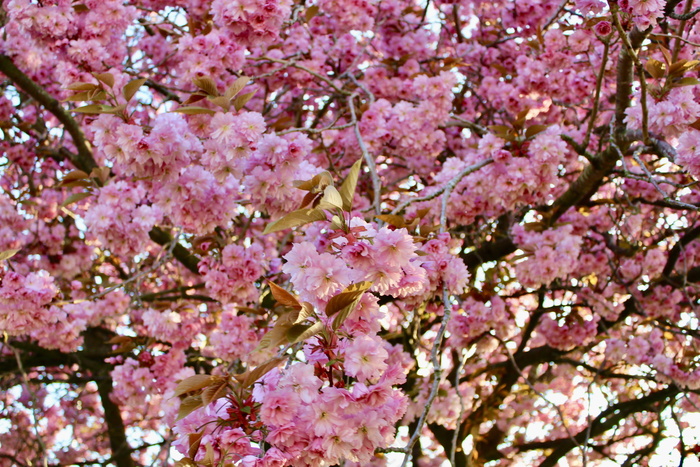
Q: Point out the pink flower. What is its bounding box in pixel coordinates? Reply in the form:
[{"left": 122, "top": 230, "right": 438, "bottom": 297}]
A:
[{"left": 342, "top": 335, "right": 389, "bottom": 382}]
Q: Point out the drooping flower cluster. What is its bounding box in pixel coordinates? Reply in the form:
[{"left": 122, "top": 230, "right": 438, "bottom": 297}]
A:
[
  {"left": 199, "top": 243, "right": 266, "bottom": 304},
  {"left": 512, "top": 223, "right": 583, "bottom": 288},
  {"left": 210, "top": 0, "right": 293, "bottom": 45},
  {"left": 154, "top": 166, "right": 241, "bottom": 235},
  {"left": 91, "top": 113, "right": 202, "bottom": 181},
  {"left": 84, "top": 181, "right": 162, "bottom": 256},
  {"left": 0, "top": 270, "right": 58, "bottom": 337}
]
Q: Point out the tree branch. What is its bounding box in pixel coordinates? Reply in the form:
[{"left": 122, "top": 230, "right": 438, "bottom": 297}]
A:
[{"left": 0, "top": 54, "right": 98, "bottom": 174}]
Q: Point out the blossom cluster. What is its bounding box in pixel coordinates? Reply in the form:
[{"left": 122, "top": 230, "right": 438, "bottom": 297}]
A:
[
  {"left": 84, "top": 181, "right": 162, "bottom": 256},
  {"left": 512, "top": 223, "right": 583, "bottom": 288}
]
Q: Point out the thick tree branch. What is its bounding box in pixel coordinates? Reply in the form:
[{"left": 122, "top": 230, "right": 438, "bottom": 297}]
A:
[{"left": 84, "top": 329, "right": 135, "bottom": 467}]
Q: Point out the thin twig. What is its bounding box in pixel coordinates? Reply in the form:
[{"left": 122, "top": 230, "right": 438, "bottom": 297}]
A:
[
  {"left": 583, "top": 41, "right": 610, "bottom": 151},
  {"left": 450, "top": 352, "right": 469, "bottom": 466},
  {"left": 401, "top": 285, "right": 453, "bottom": 467},
  {"left": 5, "top": 337, "right": 49, "bottom": 467},
  {"left": 392, "top": 158, "right": 493, "bottom": 215},
  {"left": 491, "top": 332, "right": 587, "bottom": 464},
  {"left": 255, "top": 56, "right": 350, "bottom": 95},
  {"left": 348, "top": 92, "right": 382, "bottom": 214}
]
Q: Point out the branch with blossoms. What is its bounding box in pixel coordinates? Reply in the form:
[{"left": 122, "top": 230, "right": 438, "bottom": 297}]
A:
[{"left": 5, "top": 1, "right": 700, "bottom": 466}]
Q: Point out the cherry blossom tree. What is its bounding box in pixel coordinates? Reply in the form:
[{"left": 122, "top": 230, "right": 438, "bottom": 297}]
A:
[{"left": 2, "top": 0, "right": 700, "bottom": 465}]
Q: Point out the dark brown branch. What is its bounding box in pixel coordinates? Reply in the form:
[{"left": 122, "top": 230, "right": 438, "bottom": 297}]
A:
[
  {"left": 83, "top": 329, "right": 135, "bottom": 467},
  {"left": 148, "top": 227, "right": 201, "bottom": 274},
  {"left": 0, "top": 54, "right": 98, "bottom": 174},
  {"left": 535, "top": 387, "right": 679, "bottom": 467},
  {"left": 145, "top": 79, "right": 182, "bottom": 103},
  {"left": 0, "top": 54, "right": 202, "bottom": 276},
  {"left": 662, "top": 223, "right": 700, "bottom": 277}
]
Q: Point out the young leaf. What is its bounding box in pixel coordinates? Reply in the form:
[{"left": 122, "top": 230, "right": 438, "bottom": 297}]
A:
[
  {"left": 239, "top": 356, "right": 286, "bottom": 388},
  {"left": 0, "top": 249, "right": 20, "bottom": 261},
  {"left": 72, "top": 104, "right": 105, "bottom": 114},
  {"left": 208, "top": 95, "right": 230, "bottom": 111},
  {"left": 172, "top": 106, "right": 217, "bottom": 115},
  {"left": 326, "top": 281, "right": 372, "bottom": 317},
  {"left": 294, "top": 171, "right": 334, "bottom": 192},
  {"left": 60, "top": 192, "right": 92, "bottom": 207},
  {"left": 645, "top": 59, "right": 665, "bottom": 79},
  {"left": 525, "top": 124, "right": 548, "bottom": 139},
  {"left": 63, "top": 91, "right": 92, "bottom": 102},
  {"left": 66, "top": 82, "right": 100, "bottom": 91},
  {"left": 338, "top": 158, "right": 362, "bottom": 211},
  {"left": 268, "top": 281, "right": 301, "bottom": 308},
  {"left": 176, "top": 395, "right": 203, "bottom": 420},
  {"left": 262, "top": 208, "right": 326, "bottom": 235},
  {"left": 172, "top": 375, "right": 214, "bottom": 398},
  {"left": 328, "top": 281, "right": 373, "bottom": 330},
  {"left": 61, "top": 170, "right": 89, "bottom": 184},
  {"left": 224, "top": 76, "right": 251, "bottom": 100},
  {"left": 305, "top": 4, "right": 320, "bottom": 22},
  {"left": 376, "top": 214, "right": 406, "bottom": 228},
  {"left": 671, "top": 77, "right": 700, "bottom": 88},
  {"left": 123, "top": 78, "right": 147, "bottom": 102},
  {"left": 188, "top": 431, "right": 205, "bottom": 460},
  {"left": 317, "top": 185, "right": 344, "bottom": 210},
  {"left": 201, "top": 379, "right": 228, "bottom": 406},
  {"left": 182, "top": 94, "right": 207, "bottom": 105},
  {"left": 92, "top": 72, "right": 115, "bottom": 88},
  {"left": 295, "top": 302, "right": 316, "bottom": 324},
  {"left": 286, "top": 321, "right": 324, "bottom": 344},
  {"left": 174, "top": 458, "right": 197, "bottom": 467},
  {"left": 233, "top": 91, "right": 256, "bottom": 111},
  {"left": 90, "top": 167, "right": 111, "bottom": 184},
  {"left": 193, "top": 76, "right": 219, "bottom": 96},
  {"left": 255, "top": 311, "right": 298, "bottom": 351}
]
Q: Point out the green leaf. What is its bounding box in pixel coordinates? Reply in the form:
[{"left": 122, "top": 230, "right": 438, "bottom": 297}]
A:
[
  {"left": 338, "top": 158, "right": 362, "bottom": 211},
  {"left": 262, "top": 208, "right": 326, "bottom": 235},
  {"left": 60, "top": 192, "right": 92, "bottom": 207},
  {"left": 123, "top": 78, "right": 147, "bottom": 102},
  {"left": 0, "top": 249, "right": 20, "bottom": 261},
  {"left": 172, "top": 106, "right": 217, "bottom": 115}
]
